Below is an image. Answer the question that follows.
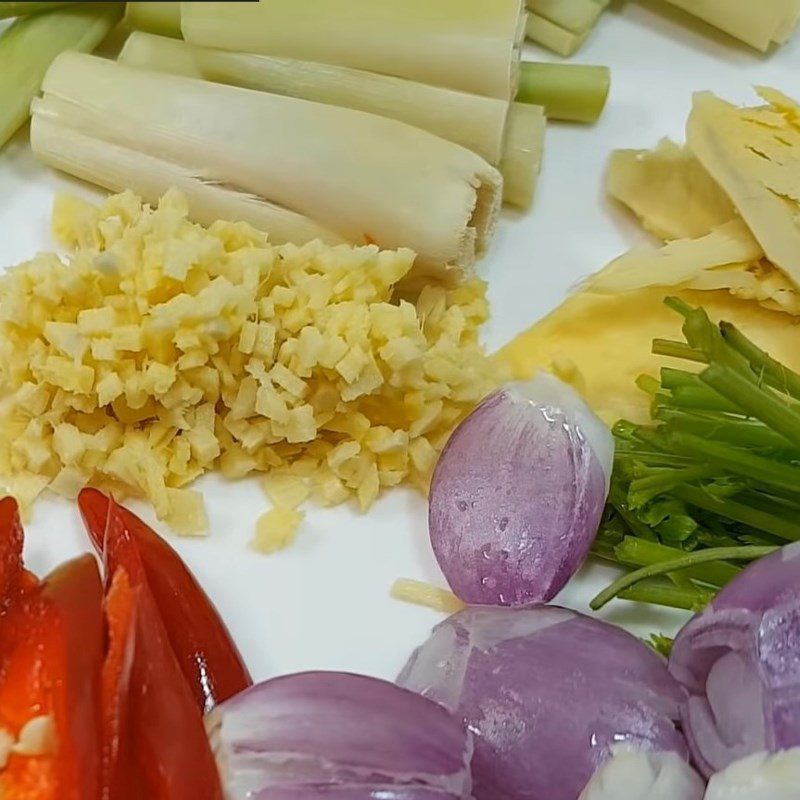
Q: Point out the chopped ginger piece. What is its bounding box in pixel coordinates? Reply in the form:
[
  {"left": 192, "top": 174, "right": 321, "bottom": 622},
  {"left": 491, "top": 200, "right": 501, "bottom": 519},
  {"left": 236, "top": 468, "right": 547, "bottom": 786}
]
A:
[
  {"left": 0, "top": 190, "right": 498, "bottom": 537},
  {"left": 390, "top": 578, "right": 465, "bottom": 613},
  {"left": 252, "top": 508, "right": 304, "bottom": 554}
]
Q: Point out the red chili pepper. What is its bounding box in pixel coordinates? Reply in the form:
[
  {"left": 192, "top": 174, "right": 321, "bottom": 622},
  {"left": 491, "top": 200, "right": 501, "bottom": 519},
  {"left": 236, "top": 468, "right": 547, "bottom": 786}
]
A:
[
  {"left": 40, "top": 555, "right": 104, "bottom": 800},
  {"left": 0, "top": 549, "right": 103, "bottom": 800},
  {"left": 78, "top": 488, "right": 251, "bottom": 713},
  {"left": 100, "top": 568, "right": 142, "bottom": 800},
  {"left": 103, "top": 501, "right": 223, "bottom": 800},
  {"left": 0, "top": 495, "right": 24, "bottom": 604}
]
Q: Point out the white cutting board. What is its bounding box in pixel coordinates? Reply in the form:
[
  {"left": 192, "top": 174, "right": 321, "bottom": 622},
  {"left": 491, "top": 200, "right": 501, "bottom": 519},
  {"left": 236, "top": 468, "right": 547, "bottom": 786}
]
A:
[{"left": 0, "top": 1, "right": 797, "bottom": 682}]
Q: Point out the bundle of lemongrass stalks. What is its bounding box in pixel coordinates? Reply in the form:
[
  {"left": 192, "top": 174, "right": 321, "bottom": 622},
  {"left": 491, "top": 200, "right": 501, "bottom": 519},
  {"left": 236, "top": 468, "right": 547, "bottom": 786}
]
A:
[{"left": 24, "top": 0, "right": 608, "bottom": 284}]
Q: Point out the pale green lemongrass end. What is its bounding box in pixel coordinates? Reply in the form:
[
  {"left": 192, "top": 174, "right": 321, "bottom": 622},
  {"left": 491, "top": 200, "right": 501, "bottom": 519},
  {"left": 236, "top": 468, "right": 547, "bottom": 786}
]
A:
[
  {"left": 527, "top": 0, "right": 603, "bottom": 35},
  {"left": 125, "top": 1, "right": 181, "bottom": 38},
  {"left": 0, "top": 2, "right": 122, "bottom": 149},
  {"left": 0, "top": 1, "right": 72, "bottom": 20},
  {"left": 518, "top": 61, "right": 609, "bottom": 123},
  {"left": 500, "top": 102, "right": 546, "bottom": 209},
  {"left": 526, "top": 13, "right": 589, "bottom": 56}
]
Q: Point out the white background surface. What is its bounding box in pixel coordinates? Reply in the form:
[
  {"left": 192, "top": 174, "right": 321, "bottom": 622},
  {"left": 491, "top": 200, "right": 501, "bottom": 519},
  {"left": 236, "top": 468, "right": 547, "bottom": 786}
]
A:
[{"left": 0, "top": 1, "right": 797, "bottom": 682}]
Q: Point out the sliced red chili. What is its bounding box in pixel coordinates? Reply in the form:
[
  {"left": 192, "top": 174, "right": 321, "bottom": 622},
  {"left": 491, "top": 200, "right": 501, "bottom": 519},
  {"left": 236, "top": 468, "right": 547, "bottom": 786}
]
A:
[
  {"left": 0, "top": 553, "right": 103, "bottom": 800},
  {"left": 103, "top": 501, "right": 223, "bottom": 800},
  {"left": 78, "top": 488, "right": 251, "bottom": 713}
]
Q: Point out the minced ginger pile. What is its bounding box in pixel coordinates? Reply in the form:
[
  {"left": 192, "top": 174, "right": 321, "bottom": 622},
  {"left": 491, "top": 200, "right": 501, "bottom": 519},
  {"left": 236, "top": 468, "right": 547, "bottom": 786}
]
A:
[{"left": 0, "top": 189, "right": 499, "bottom": 544}]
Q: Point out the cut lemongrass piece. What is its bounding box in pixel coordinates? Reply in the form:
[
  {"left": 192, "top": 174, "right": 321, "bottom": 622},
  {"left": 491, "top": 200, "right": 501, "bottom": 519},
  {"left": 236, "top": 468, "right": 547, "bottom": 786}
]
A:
[
  {"left": 526, "top": 13, "right": 589, "bottom": 56},
  {"left": 181, "top": 0, "right": 526, "bottom": 100},
  {"left": 33, "top": 53, "right": 502, "bottom": 279},
  {"left": 499, "top": 103, "right": 546, "bottom": 209},
  {"left": 0, "top": 3, "right": 121, "bottom": 149},
  {"left": 518, "top": 62, "right": 609, "bottom": 123},
  {"left": 30, "top": 116, "right": 344, "bottom": 246},
  {"left": 665, "top": 0, "right": 800, "bottom": 51},
  {"left": 0, "top": 2, "right": 72, "bottom": 19},
  {"left": 527, "top": 0, "right": 603, "bottom": 34},
  {"left": 118, "top": 32, "right": 510, "bottom": 164},
  {"left": 124, "top": 1, "right": 181, "bottom": 38}
]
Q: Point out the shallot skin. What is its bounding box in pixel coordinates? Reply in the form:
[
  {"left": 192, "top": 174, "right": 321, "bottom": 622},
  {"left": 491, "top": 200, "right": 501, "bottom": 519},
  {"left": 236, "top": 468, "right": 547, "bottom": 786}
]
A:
[
  {"left": 429, "top": 374, "right": 613, "bottom": 606},
  {"left": 398, "top": 606, "right": 687, "bottom": 800},
  {"left": 669, "top": 543, "right": 800, "bottom": 778},
  {"left": 206, "top": 671, "right": 473, "bottom": 800}
]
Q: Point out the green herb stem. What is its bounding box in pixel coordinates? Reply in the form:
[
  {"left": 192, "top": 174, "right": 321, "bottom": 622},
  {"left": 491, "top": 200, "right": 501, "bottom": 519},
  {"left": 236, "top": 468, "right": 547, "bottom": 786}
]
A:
[
  {"left": 668, "top": 431, "right": 800, "bottom": 495},
  {"left": 700, "top": 364, "right": 800, "bottom": 450},
  {"left": 655, "top": 407, "right": 790, "bottom": 450},
  {"left": 673, "top": 484, "right": 800, "bottom": 541},
  {"left": 591, "top": 545, "right": 777, "bottom": 610},
  {"left": 615, "top": 536, "right": 741, "bottom": 586},
  {"left": 618, "top": 578, "right": 713, "bottom": 611},
  {"left": 666, "top": 386, "right": 743, "bottom": 414},
  {"left": 627, "top": 464, "right": 718, "bottom": 508},
  {"left": 651, "top": 339, "right": 707, "bottom": 363},
  {"left": 721, "top": 321, "right": 800, "bottom": 401}
]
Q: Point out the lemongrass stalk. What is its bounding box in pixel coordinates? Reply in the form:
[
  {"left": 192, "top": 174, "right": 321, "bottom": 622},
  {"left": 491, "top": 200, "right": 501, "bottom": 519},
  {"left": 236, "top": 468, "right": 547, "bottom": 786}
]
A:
[
  {"left": 517, "top": 62, "right": 609, "bottom": 123},
  {"left": 181, "top": 0, "right": 525, "bottom": 101},
  {"left": 124, "top": 1, "right": 181, "bottom": 38},
  {"left": 499, "top": 102, "right": 546, "bottom": 209},
  {"left": 118, "top": 32, "right": 510, "bottom": 164},
  {"left": 526, "top": 13, "right": 588, "bottom": 56},
  {"left": 31, "top": 117, "right": 344, "bottom": 247},
  {"left": 527, "top": 0, "right": 602, "bottom": 35},
  {"left": 0, "top": 3, "right": 121, "bottom": 149},
  {"left": 664, "top": 0, "right": 800, "bottom": 51},
  {"left": 32, "top": 53, "right": 502, "bottom": 279},
  {"left": 591, "top": 545, "right": 777, "bottom": 610},
  {"left": 0, "top": 1, "right": 71, "bottom": 19}
]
